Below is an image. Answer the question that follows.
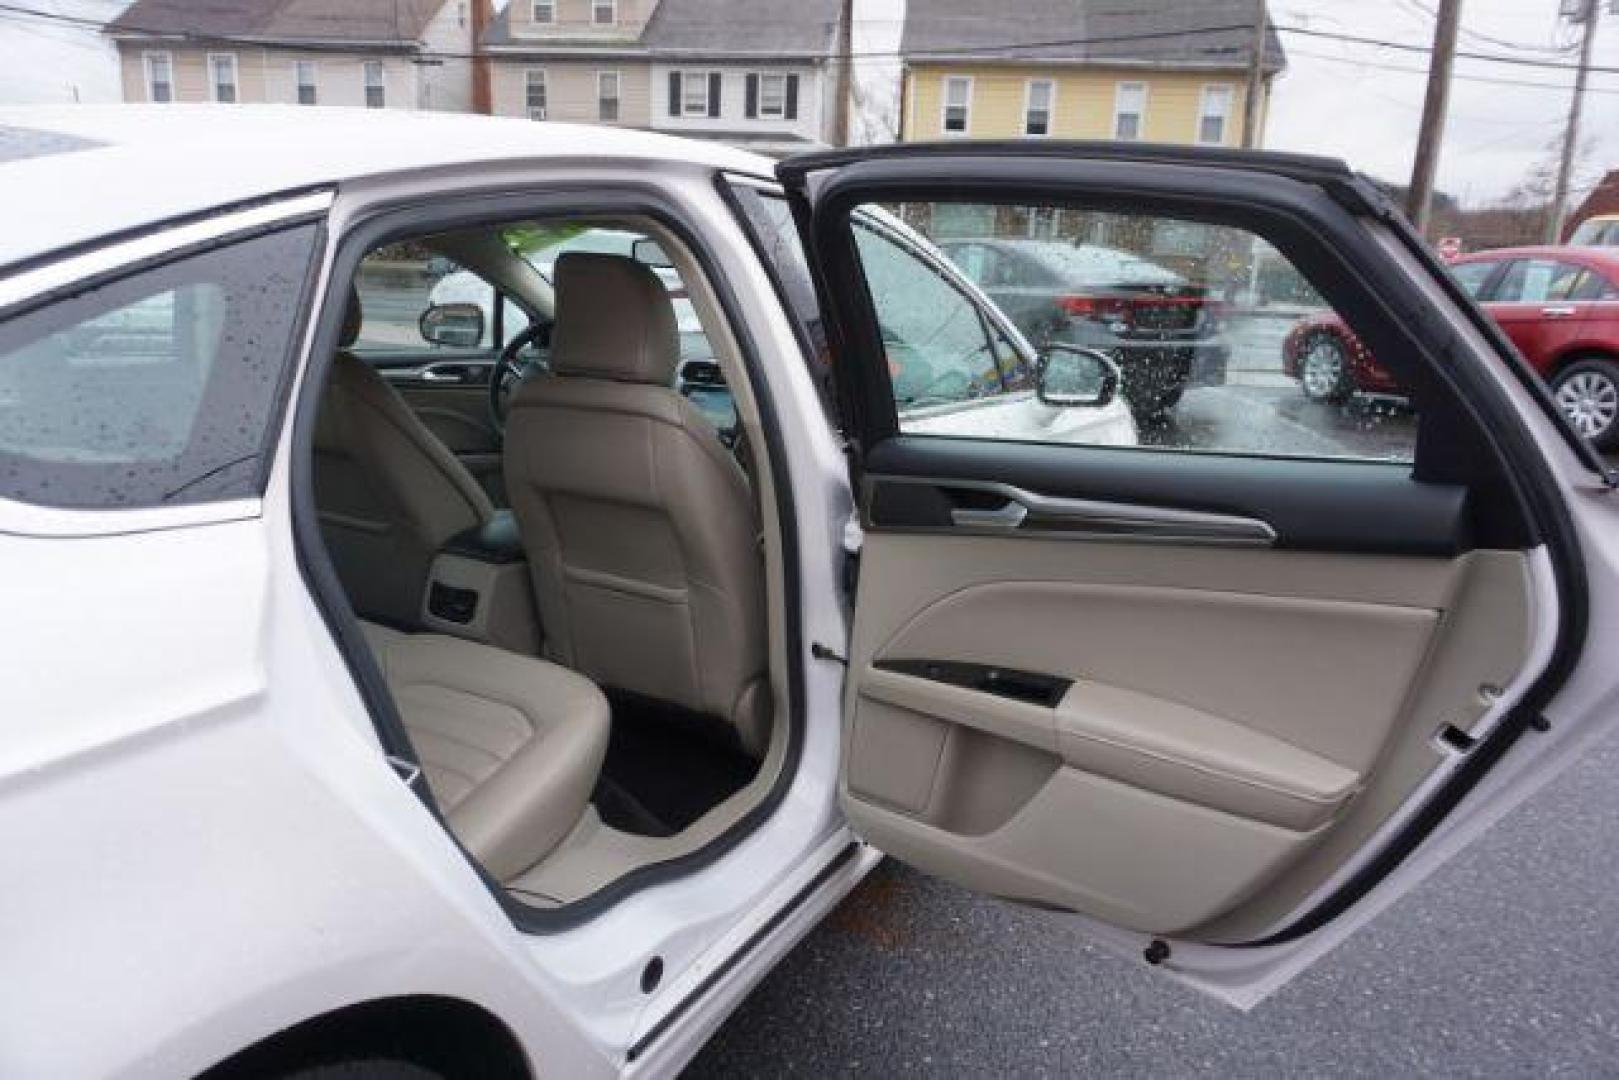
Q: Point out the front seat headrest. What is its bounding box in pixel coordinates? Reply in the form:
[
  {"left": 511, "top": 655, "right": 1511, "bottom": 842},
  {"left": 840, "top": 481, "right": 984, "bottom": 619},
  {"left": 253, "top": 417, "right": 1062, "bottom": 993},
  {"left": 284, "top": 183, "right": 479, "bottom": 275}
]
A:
[
  {"left": 548, "top": 252, "right": 680, "bottom": 385},
  {"left": 339, "top": 285, "right": 363, "bottom": 350}
]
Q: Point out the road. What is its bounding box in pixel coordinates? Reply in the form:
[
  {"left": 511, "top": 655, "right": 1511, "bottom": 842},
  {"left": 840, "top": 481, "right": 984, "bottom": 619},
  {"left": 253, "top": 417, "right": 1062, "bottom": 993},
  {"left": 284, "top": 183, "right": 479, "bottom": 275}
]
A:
[{"left": 691, "top": 717, "right": 1619, "bottom": 1076}]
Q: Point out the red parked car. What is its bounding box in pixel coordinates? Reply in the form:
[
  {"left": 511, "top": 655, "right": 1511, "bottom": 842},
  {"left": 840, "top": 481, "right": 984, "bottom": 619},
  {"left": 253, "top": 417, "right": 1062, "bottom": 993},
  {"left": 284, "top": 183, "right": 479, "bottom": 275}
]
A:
[{"left": 1283, "top": 246, "right": 1619, "bottom": 448}]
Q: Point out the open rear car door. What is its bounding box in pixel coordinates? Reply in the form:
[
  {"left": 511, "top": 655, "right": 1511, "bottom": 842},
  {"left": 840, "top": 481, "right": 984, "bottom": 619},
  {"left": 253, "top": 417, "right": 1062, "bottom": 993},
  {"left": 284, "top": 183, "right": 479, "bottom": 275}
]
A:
[{"left": 776, "top": 144, "right": 1619, "bottom": 1007}]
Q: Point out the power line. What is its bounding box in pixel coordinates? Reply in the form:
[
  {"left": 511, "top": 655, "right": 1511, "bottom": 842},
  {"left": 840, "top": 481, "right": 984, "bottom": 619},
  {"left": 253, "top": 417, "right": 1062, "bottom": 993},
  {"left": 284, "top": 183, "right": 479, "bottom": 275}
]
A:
[{"left": 1286, "top": 45, "right": 1619, "bottom": 96}]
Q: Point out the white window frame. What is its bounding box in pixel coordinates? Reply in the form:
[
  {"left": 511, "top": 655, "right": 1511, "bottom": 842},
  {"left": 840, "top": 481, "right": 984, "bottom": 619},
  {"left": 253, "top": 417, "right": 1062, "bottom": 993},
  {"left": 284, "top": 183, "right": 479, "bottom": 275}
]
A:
[
  {"left": 532, "top": 0, "right": 555, "bottom": 23},
  {"left": 1023, "top": 78, "right": 1054, "bottom": 137},
  {"left": 678, "top": 70, "right": 716, "bottom": 117},
  {"left": 757, "top": 72, "right": 788, "bottom": 120},
  {"left": 941, "top": 75, "right": 972, "bottom": 136},
  {"left": 294, "top": 60, "right": 317, "bottom": 105},
  {"left": 143, "top": 50, "right": 173, "bottom": 103},
  {"left": 525, "top": 68, "right": 548, "bottom": 120},
  {"left": 1197, "top": 83, "right": 1234, "bottom": 146},
  {"left": 363, "top": 61, "right": 386, "bottom": 108},
  {"left": 593, "top": 0, "right": 616, "bottom": 25},
  {"left": 1113, "top": 80, "right": 1147, "bottom": 141},
  {"left": 207, "top": 52, "right": 239, "bottom": 103},
  {"left": 597, "top": 69, "right": 620, "bottom": 122}
]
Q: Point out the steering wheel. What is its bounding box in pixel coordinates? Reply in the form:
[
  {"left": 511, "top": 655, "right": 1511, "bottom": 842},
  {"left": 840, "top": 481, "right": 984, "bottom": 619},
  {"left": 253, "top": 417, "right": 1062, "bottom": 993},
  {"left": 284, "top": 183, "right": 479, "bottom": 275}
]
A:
[{"left": 488, "top": 322, "right": 550, "bottom": 434}]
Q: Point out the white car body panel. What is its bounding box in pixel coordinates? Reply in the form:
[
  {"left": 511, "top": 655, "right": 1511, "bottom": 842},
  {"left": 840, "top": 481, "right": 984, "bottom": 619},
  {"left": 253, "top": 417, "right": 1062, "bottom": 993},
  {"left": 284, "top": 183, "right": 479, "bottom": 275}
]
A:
[{"left": 0, "top": 106, "right": 1614, "bottom": 1075}]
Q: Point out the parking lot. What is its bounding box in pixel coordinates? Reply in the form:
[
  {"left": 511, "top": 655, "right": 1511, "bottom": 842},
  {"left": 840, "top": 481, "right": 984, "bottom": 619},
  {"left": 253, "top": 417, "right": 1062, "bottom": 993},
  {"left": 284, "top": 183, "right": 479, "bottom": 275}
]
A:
[{"left": 693, "top": 716, "right": 1619, "bottom": 1076}]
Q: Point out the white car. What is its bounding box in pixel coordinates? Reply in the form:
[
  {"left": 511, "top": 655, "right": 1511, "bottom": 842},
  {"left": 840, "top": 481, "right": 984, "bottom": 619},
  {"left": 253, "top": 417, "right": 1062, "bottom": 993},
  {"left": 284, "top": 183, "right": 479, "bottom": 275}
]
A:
[{"left": 1, "top": 106, "right": 1616, "bottom": 1080}]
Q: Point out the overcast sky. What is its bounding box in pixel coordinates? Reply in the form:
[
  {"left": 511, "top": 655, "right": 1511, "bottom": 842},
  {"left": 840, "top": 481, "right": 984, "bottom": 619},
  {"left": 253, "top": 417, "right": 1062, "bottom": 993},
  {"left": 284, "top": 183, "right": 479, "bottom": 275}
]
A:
[
  {"left": 1267, "top": 0, "right": 1619, "bottom": 205},
  {"left": 3, "top": 0, "right": 1616, "bottom": 208}
]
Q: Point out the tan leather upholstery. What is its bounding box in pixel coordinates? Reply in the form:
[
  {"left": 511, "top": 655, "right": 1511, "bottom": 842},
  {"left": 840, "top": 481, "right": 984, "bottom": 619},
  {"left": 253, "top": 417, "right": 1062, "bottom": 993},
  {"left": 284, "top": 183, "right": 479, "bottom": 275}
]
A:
[
  {"left": 504, "top": 253, "right": 770, "bottom": 753},
  {"left": 315, "top": 290, "right": 495, "bottom": 626},
  {"left": 361, "top": 621, "right": 610, "bottom": 881}
]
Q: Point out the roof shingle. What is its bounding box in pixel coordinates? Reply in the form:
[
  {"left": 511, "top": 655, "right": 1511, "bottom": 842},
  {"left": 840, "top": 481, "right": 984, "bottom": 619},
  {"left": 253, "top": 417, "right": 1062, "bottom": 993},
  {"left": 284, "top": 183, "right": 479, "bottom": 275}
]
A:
[
  {"left": 108, "top": 0, "right": 447, "bottom": 45},
  {"left": 901, "top": 0, "right": 1284, "bottom": 71}
]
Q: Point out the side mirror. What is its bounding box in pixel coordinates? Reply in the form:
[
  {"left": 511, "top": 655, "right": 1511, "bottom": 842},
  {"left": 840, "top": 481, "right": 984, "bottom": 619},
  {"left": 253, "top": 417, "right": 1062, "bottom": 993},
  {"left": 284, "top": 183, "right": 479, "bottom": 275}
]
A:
[
  {"left": 632, "top": 238, "right": 673, "bottom": 268},
  {"left": 1037, "top": 345, "right": 1119, "bottom": 408},
  {"left": 419, "top": 302, "right": 485, "bottom": 348}
]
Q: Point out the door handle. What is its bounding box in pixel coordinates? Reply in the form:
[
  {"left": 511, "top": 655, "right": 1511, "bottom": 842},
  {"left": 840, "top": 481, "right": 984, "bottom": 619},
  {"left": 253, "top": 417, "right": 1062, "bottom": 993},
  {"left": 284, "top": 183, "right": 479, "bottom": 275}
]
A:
[
  {"left": 418, "top": 363, "right": 467, "bottom": 383},
  {"left": 936, "top": 481, "right": 1276, "bottom": 545},
  {"left": 1541, "top": 305, "right": 1577, "bottom": 318},
  {"left": 949, "top": 501, "right": 1030, "bottom": 529}
]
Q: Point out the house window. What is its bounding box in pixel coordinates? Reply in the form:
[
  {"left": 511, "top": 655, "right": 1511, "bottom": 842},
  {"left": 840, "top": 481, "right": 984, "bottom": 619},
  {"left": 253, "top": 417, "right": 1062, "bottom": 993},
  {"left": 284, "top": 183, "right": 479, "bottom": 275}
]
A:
[
  {"left": 1198, "top": 84, "right": 1234, "bottom": 145},
  {"left": 1114, "top": 81, "right": 1146, "bottom": 140},
  {"left": 672, "top": 71, "right": 720, "bottom": 118},
  {"left": 597, "top": 70, "right": 620, "bottom": 121},
  {"left": 593, "top": 0, "right": 616, "bottom": 24},
  {"left": 942, "top": 75, "right": 972, "bottom": 134},
  {"left": 526, "top": 69, "right": 547, "bottom": 120},
  {"left": 364, "top": 61, "right": 385, "bottom": 108},
  {"left": 144, "top": 51, "right": 173, "bottom": 102},
  {"left": 1024, "top": 79, "right": 1053, "bottom": 136},
  {"left": 532, "top": 0, "right": 554, "bottom": 23},
  {"left": 294, "top": 60, "right": 317, "bottom": 105},
  {"left": 746, "top": 72, "right": 799, "bottom": 120},
  {"left": 209, "top": 53, "right": 238, "bottom": 103}
]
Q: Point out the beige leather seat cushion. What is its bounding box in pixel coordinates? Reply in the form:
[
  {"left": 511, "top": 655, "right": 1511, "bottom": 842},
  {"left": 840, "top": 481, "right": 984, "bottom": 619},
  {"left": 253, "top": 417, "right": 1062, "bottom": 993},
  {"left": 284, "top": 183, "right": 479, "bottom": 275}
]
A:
[{"left": 361, "top": 622, "right": 609, "bottom": 881}]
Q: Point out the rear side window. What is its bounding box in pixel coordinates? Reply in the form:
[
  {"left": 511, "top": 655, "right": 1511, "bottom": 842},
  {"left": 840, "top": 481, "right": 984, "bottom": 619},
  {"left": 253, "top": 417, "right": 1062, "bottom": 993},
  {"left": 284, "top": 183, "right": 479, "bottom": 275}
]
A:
[{"left": 0, "top": 224, "right": 316, "bottom": 508}]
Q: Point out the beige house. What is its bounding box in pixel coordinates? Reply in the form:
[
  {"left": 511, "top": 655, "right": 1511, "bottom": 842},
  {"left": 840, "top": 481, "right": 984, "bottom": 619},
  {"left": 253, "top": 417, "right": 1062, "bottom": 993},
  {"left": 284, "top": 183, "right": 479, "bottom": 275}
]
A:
[
  {"left": 900, "top": 1, "right": 1284, "bottom": 148},
  {"left": 107, "top": 0, "right": 478, "bottom": 112},
  {"left": 482, "top": 0, "right": 844, "bottom": 156}
]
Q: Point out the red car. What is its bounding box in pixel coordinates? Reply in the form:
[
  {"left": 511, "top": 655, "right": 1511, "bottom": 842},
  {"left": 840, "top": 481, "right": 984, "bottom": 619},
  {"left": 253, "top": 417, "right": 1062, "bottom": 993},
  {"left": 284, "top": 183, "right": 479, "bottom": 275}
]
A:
[{"left": 1283, "top": 246, "right": 1619, "bottom": 449}]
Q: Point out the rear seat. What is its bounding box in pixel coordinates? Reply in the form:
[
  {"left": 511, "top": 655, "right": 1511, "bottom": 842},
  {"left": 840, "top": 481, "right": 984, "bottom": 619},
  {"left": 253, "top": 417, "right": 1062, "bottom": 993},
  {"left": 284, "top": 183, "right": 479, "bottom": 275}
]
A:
[{"left": 361, "top": 622, "right": 610, "bottom": 881}]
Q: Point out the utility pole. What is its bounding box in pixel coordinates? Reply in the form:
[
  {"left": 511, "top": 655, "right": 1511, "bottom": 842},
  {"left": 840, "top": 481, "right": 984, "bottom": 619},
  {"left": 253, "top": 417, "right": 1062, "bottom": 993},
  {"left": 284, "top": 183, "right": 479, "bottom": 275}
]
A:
[
  {"left": 1407, "top": 0, "right": 1463, "bottom": 236},
  {"left": 832, "top": 0, "right": 854, "bottom": 146},
  {"left": 1548, "top": 0, "right": 1602, "bottom": 243},
  {"left": 1241, "top": 0, "right": 1267, "bottom": 149}
]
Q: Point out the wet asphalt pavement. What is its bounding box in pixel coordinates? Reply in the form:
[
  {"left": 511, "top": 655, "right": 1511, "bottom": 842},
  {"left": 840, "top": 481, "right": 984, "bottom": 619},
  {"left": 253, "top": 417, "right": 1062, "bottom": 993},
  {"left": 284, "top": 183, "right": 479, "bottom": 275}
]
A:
[{"left": 690, "top": 716, "right": 1619, "bottom": 1077}]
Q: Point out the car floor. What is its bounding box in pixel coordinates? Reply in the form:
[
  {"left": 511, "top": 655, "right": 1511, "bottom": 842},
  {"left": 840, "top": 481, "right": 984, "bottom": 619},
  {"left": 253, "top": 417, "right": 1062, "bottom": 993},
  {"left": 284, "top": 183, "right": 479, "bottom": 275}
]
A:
[{"left": 593, "top": 692, "right": 761, "bottom": 838}]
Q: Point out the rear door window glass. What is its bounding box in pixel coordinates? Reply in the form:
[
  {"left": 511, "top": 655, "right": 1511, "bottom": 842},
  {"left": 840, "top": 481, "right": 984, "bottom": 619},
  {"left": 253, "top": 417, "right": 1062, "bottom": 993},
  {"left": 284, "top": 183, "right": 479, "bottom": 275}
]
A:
[{"left": 0, "top": 223, "right": 316, "bottom": 508}]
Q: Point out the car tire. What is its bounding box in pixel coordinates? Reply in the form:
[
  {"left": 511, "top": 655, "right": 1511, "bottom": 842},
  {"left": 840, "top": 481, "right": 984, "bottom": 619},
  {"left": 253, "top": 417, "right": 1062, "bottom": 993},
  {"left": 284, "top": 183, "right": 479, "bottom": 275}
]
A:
[
  {"left": 1297, "top": 331, "right": 1356, "bottom": 404},
  {"left": 1551, "top": 357, "right": 1619, "bottom": 451}
]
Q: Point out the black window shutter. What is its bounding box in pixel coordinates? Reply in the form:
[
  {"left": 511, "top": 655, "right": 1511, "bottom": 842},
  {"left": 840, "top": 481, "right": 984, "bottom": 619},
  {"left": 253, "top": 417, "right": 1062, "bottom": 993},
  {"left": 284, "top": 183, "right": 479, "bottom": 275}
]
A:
[
  {"left": 708, "top": 72, "right": 722, "bottom": 117},
  {"left": 785, "top": 74, "right": 799, "bottom": 120},
  {"left": 745, "top": 73, "right": 758, "bottom": 118},
  {"left": 669, "top": 71, "right": 680, "bottom": 116}
]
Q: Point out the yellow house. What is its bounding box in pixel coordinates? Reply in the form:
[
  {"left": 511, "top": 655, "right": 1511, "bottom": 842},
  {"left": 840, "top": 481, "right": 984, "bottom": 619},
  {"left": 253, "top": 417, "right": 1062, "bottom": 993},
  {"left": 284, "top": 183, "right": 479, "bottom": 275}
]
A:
[{"left": 899, "top": 2, "right": 1284, "bottom": 147}]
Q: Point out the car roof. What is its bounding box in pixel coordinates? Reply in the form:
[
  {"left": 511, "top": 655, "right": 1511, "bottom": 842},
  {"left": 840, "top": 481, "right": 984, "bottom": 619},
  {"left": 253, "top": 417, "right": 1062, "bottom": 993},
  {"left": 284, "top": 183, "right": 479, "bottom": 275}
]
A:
[
  {"left": 1454, "top": 245, "right": 1619, "bottom": 266},
  {"left": 0, "top": 106, "right": 776, "bottom": 273}
]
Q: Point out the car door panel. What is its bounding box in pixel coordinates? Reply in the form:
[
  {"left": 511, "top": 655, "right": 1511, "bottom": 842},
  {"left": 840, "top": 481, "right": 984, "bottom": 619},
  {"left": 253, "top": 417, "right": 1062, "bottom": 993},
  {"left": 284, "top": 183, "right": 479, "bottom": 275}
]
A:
[
  {"left": 841, "top": 517, "right": 1530, "bottom": 935},
  {"left": 777, "top": 145, "right": 1599, "bottom": 999}
]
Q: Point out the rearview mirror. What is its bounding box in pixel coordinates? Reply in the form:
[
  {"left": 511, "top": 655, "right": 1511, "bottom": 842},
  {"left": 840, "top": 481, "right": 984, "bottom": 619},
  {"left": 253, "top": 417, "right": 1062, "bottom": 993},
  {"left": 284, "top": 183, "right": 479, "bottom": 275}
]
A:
[
  {"left": 419, "top": 302, "right": 485, "bottom": 348},
  {"left": 1037, "top": 345, "right": 1119, "bottom": 408},
  {"left": 632, "top": 238, "right": 673, "bottom": 268}
]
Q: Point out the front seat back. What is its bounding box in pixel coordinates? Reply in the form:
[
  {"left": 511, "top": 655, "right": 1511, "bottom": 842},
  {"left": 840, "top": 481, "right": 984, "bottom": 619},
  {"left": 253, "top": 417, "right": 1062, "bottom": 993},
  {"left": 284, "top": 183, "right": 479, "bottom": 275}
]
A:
[
  {"left": 503, "top": 253, "right": 769, "bottom": 754},
  {"left": 315, "top": 289, "right": 494, "bottom": 626}
]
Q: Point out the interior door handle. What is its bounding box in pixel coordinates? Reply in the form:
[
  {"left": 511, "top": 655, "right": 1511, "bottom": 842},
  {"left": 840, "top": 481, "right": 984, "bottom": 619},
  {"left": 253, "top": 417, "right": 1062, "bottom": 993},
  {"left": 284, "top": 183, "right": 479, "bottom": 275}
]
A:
[
  {"left": 936, "top": 481, "right": 1276, "bottom": 545},
  {"left": 949, "top": 501, "right": 1030, "bottom": 529},
  {"left": 1541, "top": 305, "right": 1577, "bottom": 318},
  {"left": 419, "top": 364, "right": 466, "bottom": 383}
]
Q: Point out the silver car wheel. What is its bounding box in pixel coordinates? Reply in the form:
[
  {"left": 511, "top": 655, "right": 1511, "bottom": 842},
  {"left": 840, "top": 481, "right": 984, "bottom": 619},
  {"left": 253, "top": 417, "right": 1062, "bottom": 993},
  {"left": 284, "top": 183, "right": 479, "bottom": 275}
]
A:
[
  {"left": 1554, "top": 370, "right": 1619, "bottom": 440},
  {"left": 1300, "top": 337, "right": 1347, "bottom": 401}
]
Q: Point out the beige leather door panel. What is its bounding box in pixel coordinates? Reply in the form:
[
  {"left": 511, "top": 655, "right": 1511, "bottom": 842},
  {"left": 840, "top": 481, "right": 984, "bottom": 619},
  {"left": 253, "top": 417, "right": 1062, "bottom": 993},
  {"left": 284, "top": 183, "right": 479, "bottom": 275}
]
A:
[{"left": 841, "top": 533, "right": 1531, "bottom": 936}]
